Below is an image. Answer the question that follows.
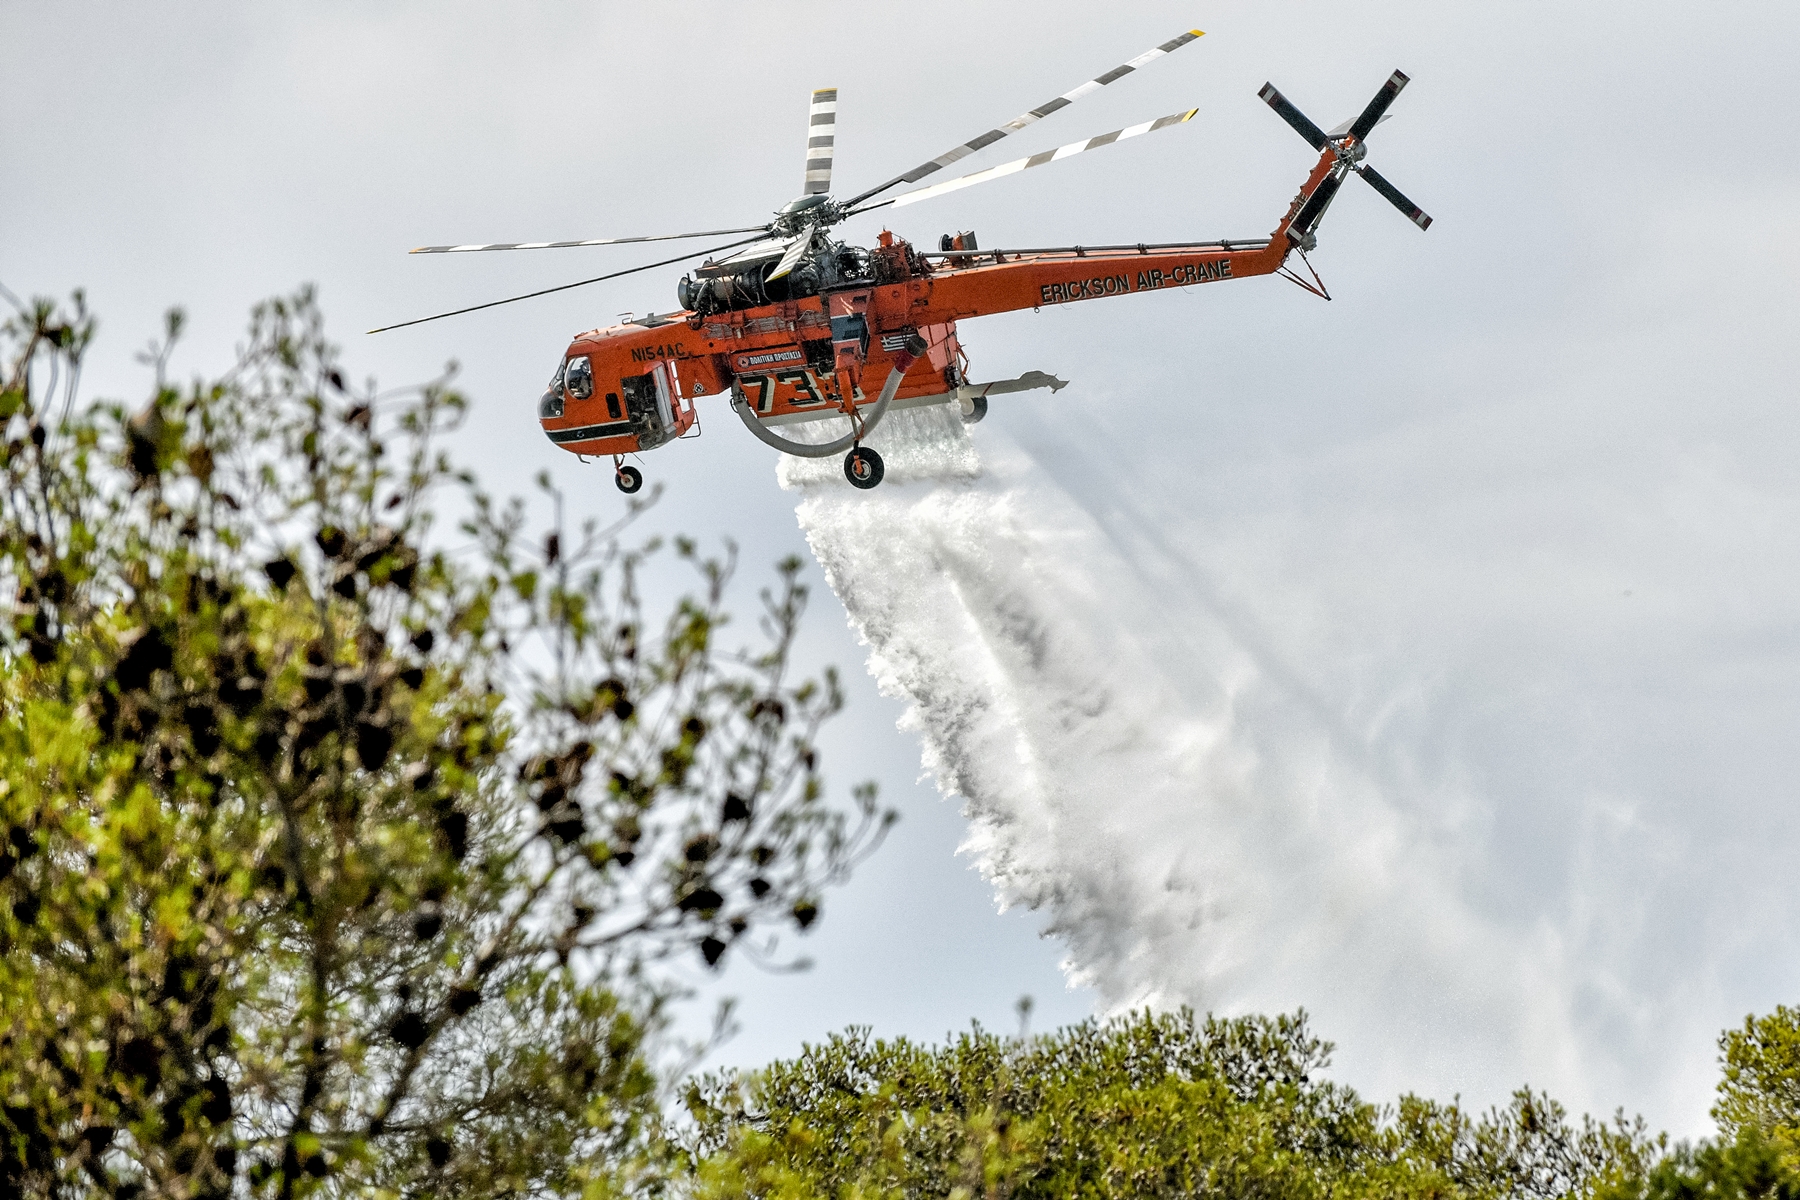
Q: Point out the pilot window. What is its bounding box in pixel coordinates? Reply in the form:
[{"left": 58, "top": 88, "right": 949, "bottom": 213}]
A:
[{"left": 565, "top": 355, "right": 594, "bottom": 400}]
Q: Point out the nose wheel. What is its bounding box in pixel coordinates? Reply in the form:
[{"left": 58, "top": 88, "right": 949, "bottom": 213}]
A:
[
  {"left": 615, "top": 464, "right": 643, "bottom": 494},
  {"left": 844, "top": 446, "right": 884, "bottom": 489}
]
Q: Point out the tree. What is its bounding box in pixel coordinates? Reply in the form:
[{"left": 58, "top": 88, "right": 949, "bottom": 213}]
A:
[
  {"left": 1592, "top": 1005, "right": 1800, "bottom": 1200},
  {"left": 687, "top": 1008, "right": 1658, "bottom": 1200},
  {"left": 0, "top": 288, "right": 892, "bottom": 1196},
  {"left": 1607, "top": 1132, "right": 1800, "bottom": 1200},
  {"left": 1715, "top": 1006, "right": 1800, "bottom": 1156}
]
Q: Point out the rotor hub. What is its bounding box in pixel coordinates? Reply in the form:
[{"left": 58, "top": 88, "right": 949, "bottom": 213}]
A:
[{"left": 774, "top": 193, "right": 843, "bottom": 235}]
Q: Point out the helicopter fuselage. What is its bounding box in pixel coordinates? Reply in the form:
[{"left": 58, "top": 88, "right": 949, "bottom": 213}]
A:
[{"left": 537, "top": 147, "right": 1334, "bottom": 461}]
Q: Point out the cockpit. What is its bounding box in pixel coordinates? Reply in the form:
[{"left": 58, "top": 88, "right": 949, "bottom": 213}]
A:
[
  {"left": 539, "top": 346, "right": 684, "bottom": 454},
  {"left": 539, "top": 353, "right": 593, "bottom": 420}
]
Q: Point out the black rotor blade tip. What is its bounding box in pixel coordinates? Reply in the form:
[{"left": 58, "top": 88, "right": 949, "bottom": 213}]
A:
[
  {"left": 1259, "top": 82, "right": 1329, "bottom": 151},
  {"left": 1358, "top": 165, "right": 1432, "bottom": 230},
  {"left": 1347, "top": 69, "right": 1409, "bottom": 143}
]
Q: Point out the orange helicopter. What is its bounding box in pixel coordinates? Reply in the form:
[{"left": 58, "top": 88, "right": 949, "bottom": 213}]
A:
[{"left": 375, "top": 32, "right": 1431, "bottom": 492}]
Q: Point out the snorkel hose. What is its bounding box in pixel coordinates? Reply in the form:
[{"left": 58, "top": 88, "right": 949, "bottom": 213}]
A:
[{"left": 732, "top": 332, "right": 928, "bottom": 458}]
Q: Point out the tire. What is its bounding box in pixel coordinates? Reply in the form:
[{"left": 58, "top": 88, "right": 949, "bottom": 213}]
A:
[
  {"left": 960, "top": 392, "right": 988, "bottom": 424},
  {"left": 843, "top": 446, "right": 884, "bottom": 490},
  {"left": 615, "top": 465, "right": 643, "bottom": 494}
]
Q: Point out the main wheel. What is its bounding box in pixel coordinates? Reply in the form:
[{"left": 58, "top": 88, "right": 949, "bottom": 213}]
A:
[
  {"left": 960, "top": 392, "right": 988, "bottom": 424},
  {"left": 843, "top": 446, "right": 884, "bottom": 490},
  {"left": 615, "top": 465, "right": 643, "bottom": 494}
]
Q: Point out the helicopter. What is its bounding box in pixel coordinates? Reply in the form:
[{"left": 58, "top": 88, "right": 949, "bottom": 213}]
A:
[{"left": 374, "top": 31, "right": 1431, "bottom": 493}]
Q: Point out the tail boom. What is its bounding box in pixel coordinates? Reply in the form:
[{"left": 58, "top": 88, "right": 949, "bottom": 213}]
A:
[{"left": 910, "top": 146, "right": 1336, "bottom": 322}]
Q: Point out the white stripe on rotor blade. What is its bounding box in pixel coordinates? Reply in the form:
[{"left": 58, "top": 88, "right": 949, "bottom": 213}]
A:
[
  {"left": 766, "top": 231, "right": 814, "bottom": 281},
  {"left": 806, "top": 87, "right": 838, "bottom": 195},
  {"left": 850, "top": 29, "right": 1203, "bottom": 203},
  {"left": 410, "top": 230, "right": 765, "bottom": 253},
  {"left": 889, "top": 108, "right": 1197, "bottom": 208},
  {"left": 1000, "top": 29, "right": 1202, "bottom": 135}
]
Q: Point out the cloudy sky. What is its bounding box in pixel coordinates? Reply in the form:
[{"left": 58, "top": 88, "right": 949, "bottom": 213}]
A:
[{"left": 5, "top": 0, "right": 1798, "bottom": 1138}]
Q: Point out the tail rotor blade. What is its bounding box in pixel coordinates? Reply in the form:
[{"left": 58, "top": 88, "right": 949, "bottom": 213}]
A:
[
  {"left": 805, "top": 88, "right": 837, "bottom": 196},
  {"left": 1291, "top": 171, "right": 1344, "bottom": 234},
  {"left": 1346, "top": 69, "right": 1409, "bottom": 143},
  {"left": 1259, "top": 83, "right": 1328, "bottom": 151},
  {"left": 1356, "top": 164, "right": 1432, "bottom": 230}
]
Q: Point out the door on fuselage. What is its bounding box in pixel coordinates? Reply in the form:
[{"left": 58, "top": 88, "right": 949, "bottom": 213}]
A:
[{"left": 622, "top": 361, "right": 681, "bottom": 449}]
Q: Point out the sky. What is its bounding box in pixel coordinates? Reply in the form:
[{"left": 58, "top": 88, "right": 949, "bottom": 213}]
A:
[{"left": 5, "top": 0, "right": 1799, "bottom": 1139}]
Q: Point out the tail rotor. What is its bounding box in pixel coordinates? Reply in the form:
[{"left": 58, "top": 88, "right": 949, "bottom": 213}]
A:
[{"left": 1261, "top": 70, "right": 1432, "bottom": 245}]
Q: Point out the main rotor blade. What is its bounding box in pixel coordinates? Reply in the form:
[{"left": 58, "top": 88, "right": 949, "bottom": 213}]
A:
[
  {"left": 855, "top": 107, "right": 1199, "bottom": 213},
  {"left": 841, "top": 28, "right": 1205, "bottom": 209},
  {"left": 409, "top": 226, "right": 769, "bottom": 254},
  {"left": 1258, "top": 83, "right": 1328, "bottom": 151},
  {"left": 804, "top": 88, "right": 837, "bottom": 197},
  {"left": 1346, "top": 69, "right": 1409, "bottom": 143},
  {"left": 367, "top": 234, "right": 768, "bottom": 334},
  {"left": 766, "top": 230, "right": 815, "bottom": 281},
  {"left": 696, "top": 235, "right": 801, "bottom": 278},
  {"left": 1356, "top": 164, "right": 1432, "bottom": 230}
]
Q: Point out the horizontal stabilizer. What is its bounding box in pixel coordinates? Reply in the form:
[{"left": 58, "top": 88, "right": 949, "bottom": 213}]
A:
[{"left": 958, "top": 370, "right": 1070, "bottom": 398}]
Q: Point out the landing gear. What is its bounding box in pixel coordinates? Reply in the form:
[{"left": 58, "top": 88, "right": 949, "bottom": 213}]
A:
[
  {"left": 960, "top": 392, "right": 988, "bottom": 424},
  {"left": 615, "top": 464, "right": 643, "bottom": 494},
  {"left": 844, "top": 446, "right": 884, "bottom": 489}
]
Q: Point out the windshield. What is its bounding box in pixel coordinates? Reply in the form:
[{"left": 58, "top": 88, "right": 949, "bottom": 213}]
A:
[{"left": 565, "top": 355, "right": 594, "bottom": 400}]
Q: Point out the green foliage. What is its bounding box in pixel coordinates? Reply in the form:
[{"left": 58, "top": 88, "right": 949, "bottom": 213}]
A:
[
  {"left": 1592, "top": 1003, "right": 1800, "bottom": 1200},
  {"left": 1590, "top": 1004, "right": 1800, "bottom": 1200},
  {"left": 1390, "top": 1089, "right": 1661, "bottom": 1200},
  {"left": 3, "top": 284, "right": 1798, "bottom": 1200},
  {"left": 689, "top": 1009, "right": 1659, "bottom": 1200},
  {"left": 0, "top": 289, "right": 892, "bottom": 1197},
  {"left": 1596, "top": 1130, "right": 1800, "bottom": 1200},
  {"left": 1715, "top": 1006, "right": 1800, "bottom": 1155}
]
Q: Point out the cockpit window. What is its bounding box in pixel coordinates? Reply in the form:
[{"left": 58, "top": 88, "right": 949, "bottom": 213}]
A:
[
  {"left": 565, "top": 355, "right": 594, "bottom": 400},
  {"left": 539, "top": 357, "right": 567, "bottom": 419}
]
